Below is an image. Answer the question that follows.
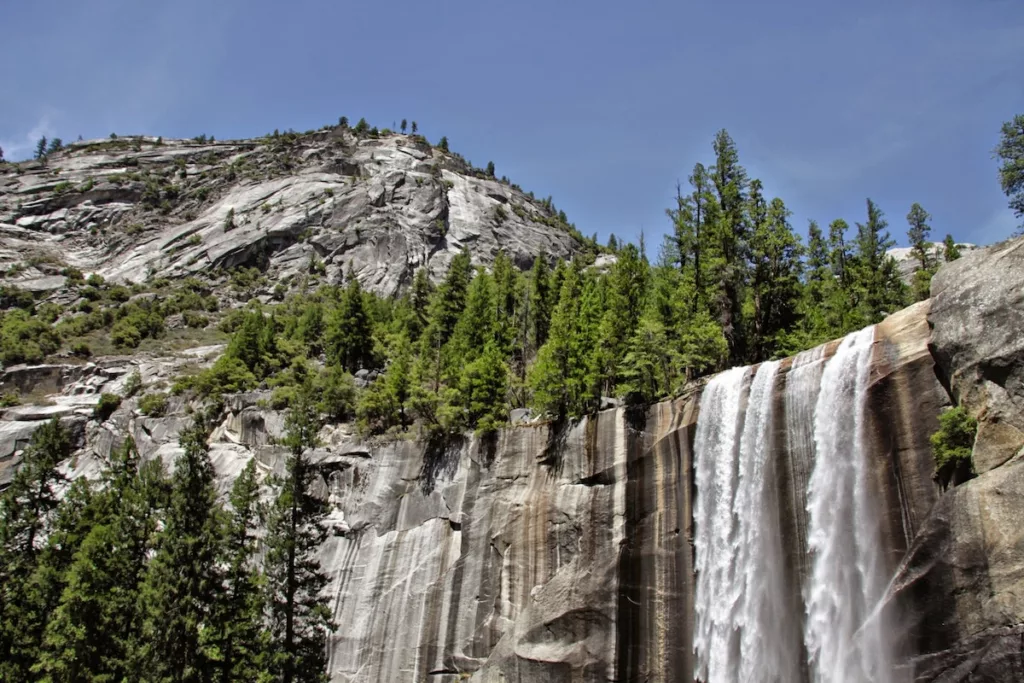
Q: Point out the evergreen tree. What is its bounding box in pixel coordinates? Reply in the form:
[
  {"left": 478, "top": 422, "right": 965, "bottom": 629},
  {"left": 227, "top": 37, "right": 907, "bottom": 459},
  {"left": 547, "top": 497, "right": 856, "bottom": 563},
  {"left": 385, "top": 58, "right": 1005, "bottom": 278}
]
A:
[
  {"left": 416, "top": 249, "right": 473, "bottom": 401},
  {"left": 438, "top": 136, "right": 449, "bottom": 152},
  {"left": 47, "top": 138, "right": 64, "bottom": 155},
  {"left": 37, "top": 439, "right": 169, "bottom": 682},
  {"left": 529, "top": 254, "right": 554, "bottom": 350},
  {"left": 618, "top": 316, "right": 675, "bottom": 404},
  {"left": 327, "top": 277, "right": 374, "bottom": 373},
  {"left": 400, "top": 119, "right": 408, "bottom": 134},
  {"left": 136, "top": 417, "right": 223, "bottom": 683},
  {"left": 35, "top": 136, "right": 48, "bottom": 160},
  {"left": 411, "top": 121, "right": 418, "bottom": 134},
  {"left": 486, "top": 161, "right": 495, "bottom": 177},
  {"left": 995, "top": 113, "right": 1024, "bottom": 234},
  {"left": 446, "top": 266, "right": 496, "bottom": 371},
  {"left": 907, "top": 203, "right": 935, "bottom": 301},
  {"left": 263, "top": 385, "right": 334, "bottom": 683},
  {"left": 210, "top": 459, "right": 265, "bottom": 683},
  {"left": 852, "top": 199, "right": 907, "bottom": 321},
  {"left": 594, "top": 244, "right": 649, "bottom": 393},
  {"left": 408, "top": 267, "right": 435, "bottom": 342},
  {"left": 748, "top": 197, "right": 804, "bottom": 360},
  {"left": 944, "top": 234, "right": 962, "bottom": 262},
  {"left": 710, "top": 129, "right": 750, "bottom": 362},
  {"left": 906, "top": 203, "right": 933, "bottom": 270},
  {"left": 492, "top": 251, "right": 523, "bottom": 357},
  {"left": 454, "top": 342, "right": 509, "bottom": 433},
  {"left": 0, "top": 419, "right": 72, "bottom": 680}
]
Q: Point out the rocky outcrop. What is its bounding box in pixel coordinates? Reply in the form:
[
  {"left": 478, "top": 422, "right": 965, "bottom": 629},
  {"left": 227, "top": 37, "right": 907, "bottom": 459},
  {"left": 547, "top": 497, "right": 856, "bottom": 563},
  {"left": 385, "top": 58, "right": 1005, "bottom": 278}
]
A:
[
  {"left": 929, "top": 237, "right": 1024, "bottom": 473},
  {"left": 881, "top": 236, "right": 1024, "bottom": 682},
  {"left": 0, "top": 132, "right": 585, "bottom": 296}
]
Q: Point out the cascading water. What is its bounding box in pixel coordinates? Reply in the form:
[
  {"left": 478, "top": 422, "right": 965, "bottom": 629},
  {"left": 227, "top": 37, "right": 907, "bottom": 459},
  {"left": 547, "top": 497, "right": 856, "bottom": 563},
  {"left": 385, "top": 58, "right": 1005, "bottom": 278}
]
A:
[
  {"left": 693, "top": 361, "right": 801, "bottom": 683},
  {"left": 804, "top": 326, "right": 898, "bottom": 683},
  {"left": 693, "top": 327, "right": 899, "bottom": 683}
]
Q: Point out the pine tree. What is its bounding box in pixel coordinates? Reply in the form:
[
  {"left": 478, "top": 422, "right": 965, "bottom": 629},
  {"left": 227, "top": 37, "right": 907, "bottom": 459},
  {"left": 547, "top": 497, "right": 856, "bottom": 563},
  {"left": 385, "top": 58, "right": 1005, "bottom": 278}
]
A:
[
  {"left": 35, "top": 136, "right": 48, "bottom": 160},
  {"left": 327, "top": 277, "right": 374, "bottom": 373},
  {"left": 210, "top": 459, "right": 265, "bottom": 683},
  {"left": 136, "top": 417, "right": 223, "bottom": 683},
  {"left": 595, "top": 244, "right": 649, "bottom": 392},
  {"left": 748, "top": 197, "right": 804, "bottom": 360},
  {"left": 400, "top": 119, "right": 408, "bottom": 134},
  {"left": 529, "top": 254, "right": 553, "bottom": 350},
  {"left": 906, "top": 203, "right": 933, "bottom": 270},
  {"left": 943, "top": 234, "right": 962, "bottom": 262},
  {"left": 486, "top": 160, "right": 495, "bottom": 177},
  {"left": 618, "top": 316, "right": 675, "bottom": 404},
  {"left": 446, "top": 266, "right": 496, "bottom": 371},
  {"left": 853, "top": 199, "right": 907, "bottom": 321},
  {"left": 0, "top": 419, "right": 72, "bottom": 680},
  {"left": 37, "top": 439, "right": 169, "bottom": 682},
  {"left": 411, "top": 121, "right": 418, "bottom": 134},
  {"left": 438, "top": 136, "right": 449, "bottom": 152},
  {"left": 995, "top": 113, "right": 1024, "bottom": 234},
  {"left": 492, "top": 251, "right": 523, "bottom": 357},
  {"left": 263, "top": 385, "right": 334, "bottom": 683},
  {"left": 455, "top": 342, "right": 509, "bottom": 433},
  {"left": 710, "top": 129, "right": 750, "bottom": 362}
]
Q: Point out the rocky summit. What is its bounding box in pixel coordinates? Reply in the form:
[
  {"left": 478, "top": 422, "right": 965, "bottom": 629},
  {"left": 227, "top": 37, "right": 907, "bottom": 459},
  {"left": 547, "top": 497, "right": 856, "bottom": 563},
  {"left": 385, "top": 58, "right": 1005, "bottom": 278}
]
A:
[{"left": 0, "top": 129, "right": 586, "bottom": 296}]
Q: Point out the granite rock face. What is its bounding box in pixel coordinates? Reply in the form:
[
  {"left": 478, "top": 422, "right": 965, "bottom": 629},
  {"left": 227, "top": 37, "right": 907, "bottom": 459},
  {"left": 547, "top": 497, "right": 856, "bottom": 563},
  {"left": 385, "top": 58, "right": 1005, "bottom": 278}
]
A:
[
  {"left": 929, "top": 237, "right": 1024, "bottom": 473},
  {"left": 0, "top": 132, "right": 584, "bottom": 297}
]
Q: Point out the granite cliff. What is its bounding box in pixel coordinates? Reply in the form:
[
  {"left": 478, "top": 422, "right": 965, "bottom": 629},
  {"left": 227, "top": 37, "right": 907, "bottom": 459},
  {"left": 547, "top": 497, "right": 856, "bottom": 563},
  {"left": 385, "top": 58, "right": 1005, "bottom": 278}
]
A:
[{"left": 0, "top": 130, "right": 586, "bottom": 297}]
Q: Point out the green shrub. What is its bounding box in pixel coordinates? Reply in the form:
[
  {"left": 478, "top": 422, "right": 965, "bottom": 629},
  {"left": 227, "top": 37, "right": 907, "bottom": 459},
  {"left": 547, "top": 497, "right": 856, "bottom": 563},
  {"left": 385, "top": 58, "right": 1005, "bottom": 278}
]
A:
[
  {"left": 0, "top": 309, "right": 61, "bottom": 365},
  {"left": 177, "top": 355, "right": 255, "bottom": 396},
  {"left": 61, "top": 266, "right": 84, "bottom": 281},
  {"left": 70, "top": 341, "right": 92, "bottom": 358},
  {"left": 110, "top": 319, "right": 142, "bottom": 348},
  {"left": 138, "top": 392, "right": 168, "bottom": 417},
  {"left": 93, "top": 393, "right": 122, "bottom": 421},
  {"left": 123, "top": 369, "right": 143, "bottom": 397},
  {"left": 86, "top": 273, "right": 105, "bottom": 287},
  {"left": 0, "top": 285, "right": 35, "bottom": 311},
  {"left": 36, "top": 302, "right": 62, "bottom": 323},
  {"left": 316, "top": 365, "right": 356, "bottom": 420},
  {"left": 931, "top": 406, "right": 978, "bottom": 486},
  {"left": 0, "top": 390, "right": 21, "bottom": 407},
  {"left": 106, "top": 285, "right": 131, "bottom": 303},
  {"left": 182, "top": 311, "right": 209, "bottom": 329}
]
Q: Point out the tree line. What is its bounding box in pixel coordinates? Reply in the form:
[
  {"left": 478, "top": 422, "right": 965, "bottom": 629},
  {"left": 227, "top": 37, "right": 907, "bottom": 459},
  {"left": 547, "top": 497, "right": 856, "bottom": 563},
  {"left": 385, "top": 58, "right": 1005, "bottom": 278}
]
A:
[
  {"left": 180, "top": 129, "right": 965, "bottom": 433},
  {"left": 0, "top": 391, "right": 334, "bottom": 683}
]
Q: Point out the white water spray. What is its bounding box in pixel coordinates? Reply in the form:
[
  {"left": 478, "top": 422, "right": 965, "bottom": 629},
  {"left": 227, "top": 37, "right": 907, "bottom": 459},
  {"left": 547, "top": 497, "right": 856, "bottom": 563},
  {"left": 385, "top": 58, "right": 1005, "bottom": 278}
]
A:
[
  {"left": 694, "top": 361, "right": 800, "bottom": 683},
  {"left": 804, "top": 326, "right": 898, "bottom": 683}
]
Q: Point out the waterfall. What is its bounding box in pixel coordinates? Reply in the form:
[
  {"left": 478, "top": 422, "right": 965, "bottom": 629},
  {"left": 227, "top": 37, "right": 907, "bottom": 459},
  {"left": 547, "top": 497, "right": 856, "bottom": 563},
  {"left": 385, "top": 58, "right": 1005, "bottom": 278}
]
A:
[
  {"left": 784, "top": 345, "right": 827, "bottom": 584},
  {"left": 805, "top": 326, "right": 897, "bottom": 683},
  {"left": 694, "top": 361, "right": 800, "bottom": 683},
  {"left": 693, "top": 327, "right": 899, "bottom": 683}
]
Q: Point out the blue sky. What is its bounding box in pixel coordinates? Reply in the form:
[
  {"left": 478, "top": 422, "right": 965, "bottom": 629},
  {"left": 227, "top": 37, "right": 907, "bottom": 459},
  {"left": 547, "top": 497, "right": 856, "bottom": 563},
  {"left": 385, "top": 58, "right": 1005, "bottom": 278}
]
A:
[{"left": 3, "top": 0, "right": 1022, "bottom": 248}]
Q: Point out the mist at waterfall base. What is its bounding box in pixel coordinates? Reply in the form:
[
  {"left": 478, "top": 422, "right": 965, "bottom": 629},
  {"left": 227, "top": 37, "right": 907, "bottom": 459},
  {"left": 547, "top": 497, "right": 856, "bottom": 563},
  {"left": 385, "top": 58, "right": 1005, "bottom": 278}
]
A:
[{"left": 693, "top": 327, "right": 903, "bottom": 683}]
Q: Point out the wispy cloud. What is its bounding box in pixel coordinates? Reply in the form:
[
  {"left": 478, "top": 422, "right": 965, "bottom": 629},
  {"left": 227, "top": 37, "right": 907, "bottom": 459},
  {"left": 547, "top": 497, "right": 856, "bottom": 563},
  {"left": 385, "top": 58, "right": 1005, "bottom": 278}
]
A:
[{"left": 0, "top": 110, "right": 60, "bottom": 162}]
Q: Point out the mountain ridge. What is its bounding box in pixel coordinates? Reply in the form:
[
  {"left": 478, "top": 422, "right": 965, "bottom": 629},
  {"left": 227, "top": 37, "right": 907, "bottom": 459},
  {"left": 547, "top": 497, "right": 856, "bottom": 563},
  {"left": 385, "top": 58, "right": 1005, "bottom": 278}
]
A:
[{"left": 0, "top": 127, "right": 593, "bottom": 298}]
